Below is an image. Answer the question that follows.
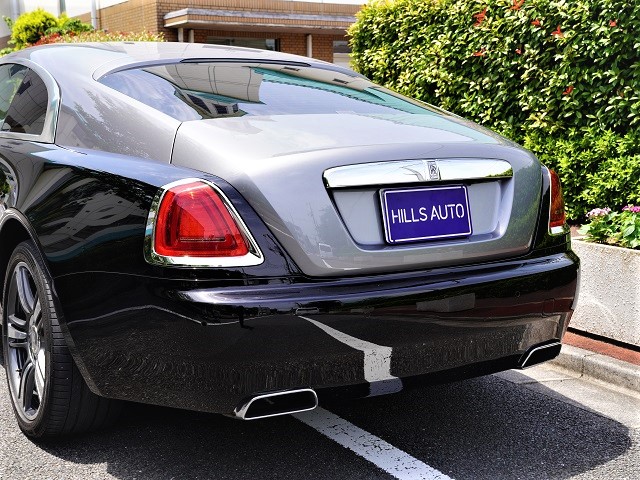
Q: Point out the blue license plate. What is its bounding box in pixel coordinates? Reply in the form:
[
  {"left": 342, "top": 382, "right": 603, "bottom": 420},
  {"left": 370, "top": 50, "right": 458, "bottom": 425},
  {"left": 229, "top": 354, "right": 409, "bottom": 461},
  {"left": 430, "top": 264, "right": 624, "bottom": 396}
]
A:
[{"left": 380, "top": 186, "right": 472, "bottom": 244}]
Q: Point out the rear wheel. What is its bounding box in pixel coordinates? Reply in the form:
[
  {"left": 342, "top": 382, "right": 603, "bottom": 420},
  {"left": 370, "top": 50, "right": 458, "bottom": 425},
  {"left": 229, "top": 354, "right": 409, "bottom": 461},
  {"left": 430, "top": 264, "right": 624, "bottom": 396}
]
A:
[{"left": 2, "top": 241, "right": 120, "bottom": 437}]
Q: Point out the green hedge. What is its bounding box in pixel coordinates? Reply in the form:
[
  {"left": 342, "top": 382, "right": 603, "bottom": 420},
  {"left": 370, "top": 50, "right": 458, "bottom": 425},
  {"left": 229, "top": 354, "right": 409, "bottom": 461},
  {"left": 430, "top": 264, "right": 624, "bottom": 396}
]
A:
[
  {"left": 1, "top": 9, "right": 162, "bottom": 56},
  {"left": 10, "top": 8, "right": 59, "bottom": 49},
  {"left": 33, "top": 30, "right": 165, "bottom": 45},
  {"left": 350, "top": 0, "right": 640, "bottom": 220},
  {"left": 522, "top": 128, "right": 640, "bottom": 219}
]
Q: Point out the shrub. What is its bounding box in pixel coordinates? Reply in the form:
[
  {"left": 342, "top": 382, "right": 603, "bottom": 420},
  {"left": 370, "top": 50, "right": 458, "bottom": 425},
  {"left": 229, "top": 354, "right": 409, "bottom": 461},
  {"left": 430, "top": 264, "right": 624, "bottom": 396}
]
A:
[
  {"left": 579, "top": 205, "right": 640, "bottom": 249},
  {"left": 350, "top": 0, "right": 640, "bottom": 221},
  {"left": 351, "top": 0, "right": 640, "bottom": 136},
  {"left": 521, "top": 128, "right": 640, "bottom": 220},
  {"left": 10, "top": 8, "right": 59, "bottom": 49},
  {"left": 44, "top": 14, "right": 93, "bottom": 36},
  {"left": 34, "top": 30, "right": 165, "bottom": 46}
]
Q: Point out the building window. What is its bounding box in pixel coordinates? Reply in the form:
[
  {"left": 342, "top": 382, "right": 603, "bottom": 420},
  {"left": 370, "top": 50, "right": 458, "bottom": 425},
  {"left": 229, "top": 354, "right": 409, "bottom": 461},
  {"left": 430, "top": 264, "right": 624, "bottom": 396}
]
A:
[
  {"left": 206, "top": 37, "right": 279, "bottom": 51},
  {"left": 333, "top": 40, "right": 352, "bottom": 68}
]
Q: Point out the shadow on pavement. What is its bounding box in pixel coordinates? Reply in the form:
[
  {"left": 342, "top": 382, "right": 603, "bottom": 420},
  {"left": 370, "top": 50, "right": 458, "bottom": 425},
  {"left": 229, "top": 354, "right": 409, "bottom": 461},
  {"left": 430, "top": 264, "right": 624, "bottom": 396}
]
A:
[
  {"left": 324, "top": 374, "right": 633, "bottom": 479},
  {"left": 29, "top": 374, "right": 634, "bottom": 479}
]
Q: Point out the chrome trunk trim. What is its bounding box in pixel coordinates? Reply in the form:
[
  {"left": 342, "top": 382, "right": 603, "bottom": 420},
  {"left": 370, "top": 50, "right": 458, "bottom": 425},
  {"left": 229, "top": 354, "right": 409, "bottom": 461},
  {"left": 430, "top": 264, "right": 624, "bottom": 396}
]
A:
[{"left": 323, "top": 159, "right": 513, "bottom": 189}]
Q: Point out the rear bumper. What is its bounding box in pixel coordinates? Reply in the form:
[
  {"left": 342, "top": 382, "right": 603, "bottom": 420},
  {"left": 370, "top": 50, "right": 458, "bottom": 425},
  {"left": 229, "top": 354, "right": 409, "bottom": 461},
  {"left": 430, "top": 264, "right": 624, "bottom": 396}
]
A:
[{"left": 55, "top": 251, "right": 579, "bottom": 414}]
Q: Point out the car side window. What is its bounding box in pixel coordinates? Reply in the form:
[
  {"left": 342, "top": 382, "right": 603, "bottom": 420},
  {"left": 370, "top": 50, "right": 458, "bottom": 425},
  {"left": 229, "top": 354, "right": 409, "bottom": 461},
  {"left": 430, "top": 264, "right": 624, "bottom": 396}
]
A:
[
  {"left": 0, "top": 64, "right": 28, "bottom": 127},
  {"left": 1, "top": 66, "right": 48, "bottom": 135}
]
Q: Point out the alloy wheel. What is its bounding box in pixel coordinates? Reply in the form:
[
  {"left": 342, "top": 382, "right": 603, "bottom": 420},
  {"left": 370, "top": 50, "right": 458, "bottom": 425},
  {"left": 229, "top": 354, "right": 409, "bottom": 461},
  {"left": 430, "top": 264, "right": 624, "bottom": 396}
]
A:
[{"left": 4, "top": 261, "right": 47, "bottom": 421}]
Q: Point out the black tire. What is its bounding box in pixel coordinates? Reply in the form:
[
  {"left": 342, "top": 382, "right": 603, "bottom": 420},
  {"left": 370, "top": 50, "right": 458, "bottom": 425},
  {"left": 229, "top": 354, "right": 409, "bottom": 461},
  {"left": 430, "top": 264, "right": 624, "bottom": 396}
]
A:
[{"left": 2, "top": 240, "right": 121, "bottom": 437}]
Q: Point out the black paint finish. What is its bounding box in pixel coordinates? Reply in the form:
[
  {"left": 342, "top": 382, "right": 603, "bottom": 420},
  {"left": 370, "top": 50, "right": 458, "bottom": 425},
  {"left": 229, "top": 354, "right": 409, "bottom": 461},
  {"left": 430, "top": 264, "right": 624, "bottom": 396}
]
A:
[
  {"left": 54, "top": 251, "right": 578, "bottom": 414},
  {"left": 1, "top": 140, "right": 579, "bottom": 416}
]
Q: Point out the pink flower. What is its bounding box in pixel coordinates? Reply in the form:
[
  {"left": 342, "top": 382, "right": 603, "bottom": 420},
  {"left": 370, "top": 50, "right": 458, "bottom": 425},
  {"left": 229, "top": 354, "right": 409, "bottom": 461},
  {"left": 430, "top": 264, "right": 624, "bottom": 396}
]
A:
[
  {"left": 531, "top": 19, "right": 541, "bottom": 27},
  {"left": 563, "top": 85, "right": 574, "bottom": 95},
  {"left": 623, "top": 205, "right": 640, "bottom": 213},
  {"left": 551, "top": 25, "right": 564, "bottom": 37},
  {"left": 587, "top": 208, "right": 611, "bottom": 218},
  {"left": 609, "top": 20, "right": 617, "bottom": 27}
]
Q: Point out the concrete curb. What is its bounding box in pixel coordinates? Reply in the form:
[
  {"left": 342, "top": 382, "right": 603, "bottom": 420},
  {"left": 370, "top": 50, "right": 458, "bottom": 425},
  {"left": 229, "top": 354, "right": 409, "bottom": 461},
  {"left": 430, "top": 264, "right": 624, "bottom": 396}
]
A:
[{"left": 550, "top": 344, "right": 640, "bottom": 397}]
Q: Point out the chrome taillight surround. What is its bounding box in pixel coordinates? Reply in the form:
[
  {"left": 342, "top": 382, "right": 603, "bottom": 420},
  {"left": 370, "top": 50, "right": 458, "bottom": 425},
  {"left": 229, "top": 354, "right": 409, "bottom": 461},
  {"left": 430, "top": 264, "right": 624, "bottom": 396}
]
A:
[
  {"left": 547, "top": 168, "right": 569, "bottom": 236},
  {"left": 143, "top": 178, "right": 264, "bottom": 267}
]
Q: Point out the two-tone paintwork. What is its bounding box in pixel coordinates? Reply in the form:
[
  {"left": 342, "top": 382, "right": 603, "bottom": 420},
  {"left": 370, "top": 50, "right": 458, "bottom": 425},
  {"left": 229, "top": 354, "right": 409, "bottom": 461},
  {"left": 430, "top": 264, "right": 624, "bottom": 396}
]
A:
[{"left": 0, "top": 43, "right": 578, "bottom": 415}]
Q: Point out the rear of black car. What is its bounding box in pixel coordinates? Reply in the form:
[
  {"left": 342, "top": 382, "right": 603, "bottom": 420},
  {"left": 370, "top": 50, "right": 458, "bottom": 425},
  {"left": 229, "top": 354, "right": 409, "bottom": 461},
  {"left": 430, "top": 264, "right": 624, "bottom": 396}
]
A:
[{"left": 20, "top": 46, "right": 579, "bottom": 423}]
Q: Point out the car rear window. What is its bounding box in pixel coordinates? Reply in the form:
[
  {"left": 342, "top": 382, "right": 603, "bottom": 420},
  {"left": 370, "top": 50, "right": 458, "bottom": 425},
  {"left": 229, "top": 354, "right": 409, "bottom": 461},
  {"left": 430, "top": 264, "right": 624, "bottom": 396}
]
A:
[{"left": 98, "top": 62, "right": 437, "bottom": 121}]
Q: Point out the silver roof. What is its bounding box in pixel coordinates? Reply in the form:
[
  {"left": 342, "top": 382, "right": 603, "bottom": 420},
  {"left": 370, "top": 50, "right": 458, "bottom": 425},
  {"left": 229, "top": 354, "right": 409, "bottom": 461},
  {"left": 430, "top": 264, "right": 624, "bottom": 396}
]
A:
[
  {"left": 0, "top": 42, "right": 361, "bottom": 162},
  {"left": 6, "top": 42, "right": 352, "bottom": 81}
]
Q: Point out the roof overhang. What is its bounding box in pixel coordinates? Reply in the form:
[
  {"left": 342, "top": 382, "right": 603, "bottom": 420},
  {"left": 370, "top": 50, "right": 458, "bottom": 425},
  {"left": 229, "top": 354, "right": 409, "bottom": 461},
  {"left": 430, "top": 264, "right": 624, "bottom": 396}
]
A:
[{"left": 164, "top": 8, "right": 357, "bottom": 35}]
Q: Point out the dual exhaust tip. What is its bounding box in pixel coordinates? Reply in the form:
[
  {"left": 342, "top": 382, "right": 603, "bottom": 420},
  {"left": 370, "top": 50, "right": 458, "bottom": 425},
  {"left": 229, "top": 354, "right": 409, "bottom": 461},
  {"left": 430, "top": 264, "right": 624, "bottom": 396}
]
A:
[
  {"left": 234, "top": 388, "right": 318, "bottom": 420},
  {"left": 234, "top": 341, "right": 562, "bottom": 419}
]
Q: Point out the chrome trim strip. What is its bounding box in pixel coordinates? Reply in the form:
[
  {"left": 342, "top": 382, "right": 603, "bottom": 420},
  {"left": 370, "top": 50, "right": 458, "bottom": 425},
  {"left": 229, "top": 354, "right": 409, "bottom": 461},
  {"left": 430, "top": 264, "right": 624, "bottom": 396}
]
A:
[
  {"left": 323, "top": 159, "right": 513, "bottom": 189},
  {"left": 234, "top": 388, "right": 318, "bottom": 420},
  {"left": 546, "top": 169, "right": 570, "bottom": 236},
  {"left": 0, "top": 58, "right": 60, "bottom": 144},
  {"left": 143, "top": 178, "right": 264, "bottom": 268}
]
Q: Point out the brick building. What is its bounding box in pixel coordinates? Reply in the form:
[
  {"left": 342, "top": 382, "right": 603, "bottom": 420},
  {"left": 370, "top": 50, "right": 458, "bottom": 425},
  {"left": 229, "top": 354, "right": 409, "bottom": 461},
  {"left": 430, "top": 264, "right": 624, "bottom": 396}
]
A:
[{"left": 1, "top": 1, "right": 363, "bottom": 66}]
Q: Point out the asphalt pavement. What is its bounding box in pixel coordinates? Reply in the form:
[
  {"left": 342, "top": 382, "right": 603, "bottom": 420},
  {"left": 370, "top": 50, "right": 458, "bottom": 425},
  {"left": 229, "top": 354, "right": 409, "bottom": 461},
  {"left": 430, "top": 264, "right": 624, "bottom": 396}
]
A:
[{"left": 1, "top": 357, "right": 638, "bottom": 480}]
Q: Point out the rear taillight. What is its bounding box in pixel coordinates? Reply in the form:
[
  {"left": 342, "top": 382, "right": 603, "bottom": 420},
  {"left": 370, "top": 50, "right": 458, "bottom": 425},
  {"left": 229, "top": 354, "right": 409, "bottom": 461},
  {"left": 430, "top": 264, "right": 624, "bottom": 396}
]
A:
[
  {"left": 155, "top": 182, "right": 248, "bottom": 257},
  {"left": 548, "top": 169, "right": 566, "bottom": 233},
  {"left": 144, "top": 179, "right": 263, "bottom": 267}
]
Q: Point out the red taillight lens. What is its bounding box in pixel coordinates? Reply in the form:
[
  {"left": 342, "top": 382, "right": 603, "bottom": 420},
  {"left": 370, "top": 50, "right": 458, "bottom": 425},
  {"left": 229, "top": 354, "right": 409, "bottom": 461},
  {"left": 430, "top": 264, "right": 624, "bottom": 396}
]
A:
[
  {"left": 154, "top": 182, "right": 249, "bottom": 257},
  {"left": 549, "top": 169, "right": 566, "bottom": 230}
]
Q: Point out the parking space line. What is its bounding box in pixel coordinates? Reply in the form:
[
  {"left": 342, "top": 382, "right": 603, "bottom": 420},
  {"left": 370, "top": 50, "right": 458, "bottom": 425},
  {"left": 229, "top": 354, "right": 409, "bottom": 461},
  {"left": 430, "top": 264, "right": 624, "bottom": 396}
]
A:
[
  {"left": 294, "top": 407, "right": 452, "bottom": 480},
  {"left": 298, "top": 316, "right": 403, "bottom": 396}
]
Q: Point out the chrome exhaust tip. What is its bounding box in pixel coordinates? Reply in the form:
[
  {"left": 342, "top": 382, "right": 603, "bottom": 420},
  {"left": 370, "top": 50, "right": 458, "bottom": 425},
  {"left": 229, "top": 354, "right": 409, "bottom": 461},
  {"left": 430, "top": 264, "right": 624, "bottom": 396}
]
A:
[
  {"left": 234, "top": 388, "right": 318, "bottom": 420},
  {"left": 519, "top": 341, "right": 562, "bottom": 369}
]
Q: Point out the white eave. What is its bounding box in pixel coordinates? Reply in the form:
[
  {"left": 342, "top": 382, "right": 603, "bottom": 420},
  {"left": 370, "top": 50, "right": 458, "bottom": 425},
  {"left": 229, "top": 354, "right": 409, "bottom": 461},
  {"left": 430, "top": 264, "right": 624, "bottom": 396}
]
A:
[{"left": 163, "top": 8, "right": 357, "bottom": 35}]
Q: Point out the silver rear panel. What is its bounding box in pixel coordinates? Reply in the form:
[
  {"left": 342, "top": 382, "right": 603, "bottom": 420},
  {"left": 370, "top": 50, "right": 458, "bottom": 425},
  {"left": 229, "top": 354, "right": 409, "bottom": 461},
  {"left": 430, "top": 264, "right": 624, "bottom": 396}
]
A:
[
  {"left": 172, "top": 116, "right": 542, "bottom": 277},
  {"left": 332, "top": 179, "right": 510, "bottom": 246}
]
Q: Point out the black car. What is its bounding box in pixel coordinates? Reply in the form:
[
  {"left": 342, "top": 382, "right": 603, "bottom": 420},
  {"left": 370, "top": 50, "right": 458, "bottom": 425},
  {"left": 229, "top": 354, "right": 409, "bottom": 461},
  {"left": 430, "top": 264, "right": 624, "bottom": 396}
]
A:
[{"left": 0, "top": 42, "right": 578, "bottom": 438}]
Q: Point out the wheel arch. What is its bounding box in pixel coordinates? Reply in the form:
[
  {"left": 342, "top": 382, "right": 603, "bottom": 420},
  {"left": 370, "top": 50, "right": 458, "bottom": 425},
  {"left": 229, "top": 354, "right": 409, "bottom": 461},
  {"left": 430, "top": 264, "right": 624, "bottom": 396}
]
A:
[
  {"left": 0, "top": 209, "right": 102, "bottom": 395},
  {"left": 0, "top": 212, "right": 40, "bottom": 296}
]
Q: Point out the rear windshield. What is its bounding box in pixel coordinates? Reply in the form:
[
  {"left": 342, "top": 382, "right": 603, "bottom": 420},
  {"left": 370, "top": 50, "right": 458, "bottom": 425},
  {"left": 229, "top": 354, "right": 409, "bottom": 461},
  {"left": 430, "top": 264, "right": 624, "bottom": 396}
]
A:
[{"left": 98, "top": 62, "right": 437, "bottom": 121}]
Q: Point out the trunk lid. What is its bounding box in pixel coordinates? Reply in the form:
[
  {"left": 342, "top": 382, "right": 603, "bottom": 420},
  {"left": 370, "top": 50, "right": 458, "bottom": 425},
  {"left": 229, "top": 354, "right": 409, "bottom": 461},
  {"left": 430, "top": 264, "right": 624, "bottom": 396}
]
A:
[{"left": 171, "top": 113, "right": 541, "bottom": 277}]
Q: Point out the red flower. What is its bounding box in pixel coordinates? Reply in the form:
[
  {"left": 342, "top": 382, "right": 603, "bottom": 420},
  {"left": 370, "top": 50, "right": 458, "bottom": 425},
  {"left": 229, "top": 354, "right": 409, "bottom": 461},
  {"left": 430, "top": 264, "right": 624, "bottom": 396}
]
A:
[
  {"left": 510, "top": 0, "right": 525, "bottom": 11},
  {"left": 531, "top": 19, "right": 541, "bottom": 27},
  {"left": 473, "top": 8, "right": 487, "bottom": 26},
  {"left": 563, "top": 85, "right": 574, "bottom": 95},
  {"left": 515, "top": 48, "right": 522, "bottom": 54},
  {"left": 609, "top": 20, "right": 618, "bottom": 27},
  {"left": 472, "top": 48, "right": 487, "bottom": 57},
  {"left": 551, "top": 25, "right": 564, "bottom": 37}
]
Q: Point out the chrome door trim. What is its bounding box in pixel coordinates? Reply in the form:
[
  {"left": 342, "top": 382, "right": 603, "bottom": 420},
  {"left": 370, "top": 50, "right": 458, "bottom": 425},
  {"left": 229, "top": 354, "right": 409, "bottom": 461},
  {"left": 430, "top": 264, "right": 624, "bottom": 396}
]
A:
[{"left": 323, "top": 159, "right": 513, "bottom": 189}]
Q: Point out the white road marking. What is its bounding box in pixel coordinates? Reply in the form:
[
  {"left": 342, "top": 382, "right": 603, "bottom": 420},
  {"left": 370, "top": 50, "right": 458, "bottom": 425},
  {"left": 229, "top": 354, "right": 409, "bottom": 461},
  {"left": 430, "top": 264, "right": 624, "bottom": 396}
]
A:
[
  {"left": 298, "top": 316, "right": 403, "bottom": 396},
  {"left": 294, "top": 407, "right": 452, "bottom": 480}
]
